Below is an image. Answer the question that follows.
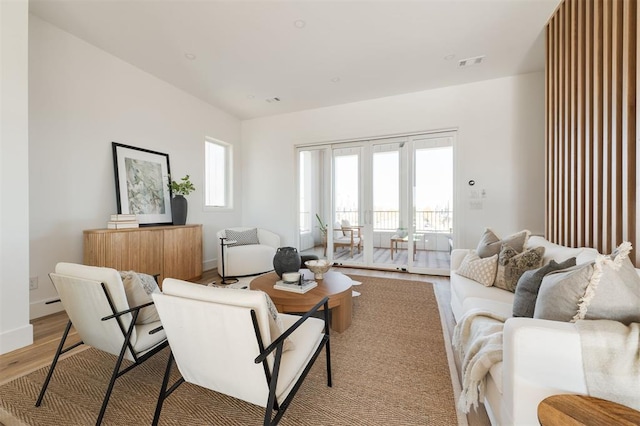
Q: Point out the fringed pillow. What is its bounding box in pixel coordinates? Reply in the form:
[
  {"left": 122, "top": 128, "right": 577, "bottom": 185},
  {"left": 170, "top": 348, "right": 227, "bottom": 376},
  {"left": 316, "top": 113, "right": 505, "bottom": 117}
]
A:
[
  {"left": 494, "top": 244, "right": 545, "bottom": 292},
  {"left": 534, "top": 242, "right": 640, "bottom": 324}
]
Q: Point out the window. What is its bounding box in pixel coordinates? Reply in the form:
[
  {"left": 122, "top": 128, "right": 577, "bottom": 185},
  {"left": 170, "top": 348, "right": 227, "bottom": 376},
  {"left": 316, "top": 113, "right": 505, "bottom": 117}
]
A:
[{"left": 205, "top": 138, "right": 231, "bottom": 208}]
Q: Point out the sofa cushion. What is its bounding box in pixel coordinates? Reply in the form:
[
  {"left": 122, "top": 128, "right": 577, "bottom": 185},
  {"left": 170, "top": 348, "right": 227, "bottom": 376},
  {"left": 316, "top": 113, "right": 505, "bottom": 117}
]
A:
[
  {"left": 533, "top": 262, "right": 595, "bottom": 322},
  {"left": 451, "top": 273, "right": 515, "bottom": 308},
  {"left": 512, "top": 257, "right": 577, "bottom": 318},
  {"left": 226, "top": 228, "right": 259, "bottom": 247},
  {"left": 495, "top": 245, "right": 545, "bottom": 292},
  {"left": 477, "top": 228, "right": 530, "bottom": 258},
  {"left": 462, "top": 297, "right": 514, "bottom": 319},
  {"left": 579, "top": 242, "right": 640, "bottom": 325},
  {"left": 525, "top": 235, "right": 599, "bottom": 265},
  {"left": 456, "top": 251, "right": 498, "bottom": 286}
]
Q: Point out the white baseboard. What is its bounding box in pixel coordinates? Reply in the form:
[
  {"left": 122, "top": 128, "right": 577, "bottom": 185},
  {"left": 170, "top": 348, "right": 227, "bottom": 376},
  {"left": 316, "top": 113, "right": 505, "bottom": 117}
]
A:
[
  {"left": 203, "top": 258, "right": 217, "bottom": 272},
  {"left": 30, "top": 298, "right": 64, "bottom": 320},
  {"left": 0, "top": 323, "right": 33, "bottom": 355}
]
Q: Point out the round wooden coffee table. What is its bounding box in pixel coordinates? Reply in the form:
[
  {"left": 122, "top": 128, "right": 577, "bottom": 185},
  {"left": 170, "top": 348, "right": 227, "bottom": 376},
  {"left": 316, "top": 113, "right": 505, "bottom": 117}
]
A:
[
  {"left": 538, "top": 394, "right": 640, "bottom": 425},
  {"left": 251, "top": 270, "right": 353, "bottom": 333}
]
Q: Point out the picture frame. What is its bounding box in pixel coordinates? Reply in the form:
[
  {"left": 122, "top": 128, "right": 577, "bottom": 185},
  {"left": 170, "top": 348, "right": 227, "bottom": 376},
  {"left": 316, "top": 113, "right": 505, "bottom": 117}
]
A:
[{"left": 112, "top": 142, "right": 173, "bottom": 226}]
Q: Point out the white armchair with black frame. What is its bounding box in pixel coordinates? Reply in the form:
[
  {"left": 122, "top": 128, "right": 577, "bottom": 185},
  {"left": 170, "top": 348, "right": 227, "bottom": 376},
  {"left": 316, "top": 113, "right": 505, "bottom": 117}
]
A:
[
  {"left": 151, "top": 278, "right": 332, "bottom": 426},
  {"left": 36, "top": 263, "right": 168, "bottom": 425},
  {"left": 217, "top": 227, "right": 281, "bottom": 277}
]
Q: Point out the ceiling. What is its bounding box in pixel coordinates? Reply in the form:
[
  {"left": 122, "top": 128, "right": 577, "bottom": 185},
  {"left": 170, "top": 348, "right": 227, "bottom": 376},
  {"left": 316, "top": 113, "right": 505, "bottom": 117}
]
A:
[{"left": 29, "top": 0, "right": 561, "bottom": 120}]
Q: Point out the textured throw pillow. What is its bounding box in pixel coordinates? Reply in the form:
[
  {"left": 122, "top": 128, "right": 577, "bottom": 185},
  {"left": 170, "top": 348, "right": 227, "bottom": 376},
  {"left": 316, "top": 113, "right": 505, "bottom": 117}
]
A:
[
  {"left": 261, "top": 291, "right": 295, "bottom": 352},
  {"left": 494, "top": 245, "right": 545, "bottom": 292},
  {"left": 580, "top": 242, "right": 640, "bottom": 325},
  {"left": 119, "top": 271, "right": 161, "bottom": 325},
  {"left": 456, "top": 251, "right": 498, "bottom": 286},
  {"left": 534, "top": 262, "right": 596, "bottom": 322},
  {"left": 226, "top": 228, "right": 260, "bottom": 247},
  {"left": 512, "top": 257, "right": 577, "bottom": 317},
  {"left": 476, "top": 228, "right": 530, "bottom": 258},
  {"left": 535, "top": 242, "right": 640, "bottom": 324}
]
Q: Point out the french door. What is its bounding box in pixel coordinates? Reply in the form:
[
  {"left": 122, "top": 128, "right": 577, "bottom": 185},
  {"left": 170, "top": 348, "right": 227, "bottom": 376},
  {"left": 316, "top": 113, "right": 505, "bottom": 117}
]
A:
[{"left": 297, "top": 131, "right": 455, "bottom": 275}]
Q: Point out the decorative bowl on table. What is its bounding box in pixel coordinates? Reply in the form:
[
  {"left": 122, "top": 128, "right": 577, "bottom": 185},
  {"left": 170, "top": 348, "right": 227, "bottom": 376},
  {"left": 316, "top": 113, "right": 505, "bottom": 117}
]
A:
[{"left": 304, "top": 259, "right": 331, "bottom": 279}]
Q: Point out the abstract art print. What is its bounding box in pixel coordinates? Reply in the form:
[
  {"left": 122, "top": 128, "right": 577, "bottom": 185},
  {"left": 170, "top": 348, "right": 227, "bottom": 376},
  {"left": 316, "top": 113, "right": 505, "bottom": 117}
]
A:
[{"left": 112, "top": 142, "right": 173, "bottom": 225}]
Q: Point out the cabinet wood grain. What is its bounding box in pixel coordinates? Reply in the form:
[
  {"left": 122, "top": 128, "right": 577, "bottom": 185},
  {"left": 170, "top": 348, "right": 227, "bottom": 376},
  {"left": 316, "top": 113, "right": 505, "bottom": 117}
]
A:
[{"left": 83, "top": 224, "right": 202, "bottom": 286}]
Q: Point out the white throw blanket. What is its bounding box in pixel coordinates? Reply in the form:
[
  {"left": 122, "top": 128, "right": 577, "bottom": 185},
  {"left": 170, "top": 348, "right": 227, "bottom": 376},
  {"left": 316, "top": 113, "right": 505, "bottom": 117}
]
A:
[
  {"left": 452, "top": 310, "right": 506, "bottom": 413},
  {"left": 575, "top": 319, "right": 640, "bottom": 410}
]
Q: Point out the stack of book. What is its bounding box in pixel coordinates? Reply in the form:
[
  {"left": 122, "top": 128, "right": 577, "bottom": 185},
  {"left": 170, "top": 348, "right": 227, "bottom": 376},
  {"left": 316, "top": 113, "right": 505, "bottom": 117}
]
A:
[
  {"left": 107, "top": 214, "right": 139, "bottom": 229},
  {"left": 274, "top": 279, "right": 317, "bottom": 294}
]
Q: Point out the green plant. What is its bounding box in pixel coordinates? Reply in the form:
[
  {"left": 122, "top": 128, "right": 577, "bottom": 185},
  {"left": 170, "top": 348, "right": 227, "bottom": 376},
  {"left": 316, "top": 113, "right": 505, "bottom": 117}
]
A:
[
  {"left": 315, "top": 213, "right": 327, "bottom": 235},
  {"left": 169, "top": 175, "right": 195, "bottom": 196}
]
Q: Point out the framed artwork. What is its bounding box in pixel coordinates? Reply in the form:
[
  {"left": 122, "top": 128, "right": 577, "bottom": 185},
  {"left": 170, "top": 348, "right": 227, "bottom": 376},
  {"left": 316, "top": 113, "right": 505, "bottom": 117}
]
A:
[{"left": 112, "top": 142, "right": 173, "bottom": 226}]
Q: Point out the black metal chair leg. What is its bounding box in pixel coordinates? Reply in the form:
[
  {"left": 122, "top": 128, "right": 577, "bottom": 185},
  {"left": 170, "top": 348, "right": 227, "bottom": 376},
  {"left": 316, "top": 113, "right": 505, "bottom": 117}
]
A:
[
  {"left": 35, "top": 320, "right": 73, "bottom": 407},
  {"left": 152, "top": 351, "right": 175, "bottom": 426},
  {"left": 95, "top": 315, "right": 138, "bottom": 425},
  {"left": 325, "top": 339, "right": 332, "bottom": 388}
]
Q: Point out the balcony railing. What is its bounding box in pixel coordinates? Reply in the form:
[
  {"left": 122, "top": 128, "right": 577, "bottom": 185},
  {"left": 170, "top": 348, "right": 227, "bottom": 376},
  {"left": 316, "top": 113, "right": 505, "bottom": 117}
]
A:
[{"left": 299, "top": 209, "right": 452, "bottom": 233}]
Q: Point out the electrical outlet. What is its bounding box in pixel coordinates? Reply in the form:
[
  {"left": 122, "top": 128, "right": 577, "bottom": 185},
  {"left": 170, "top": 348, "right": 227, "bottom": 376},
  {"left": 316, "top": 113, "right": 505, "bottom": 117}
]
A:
[{"left": 29, "top": 276, "right": 38, "bottom": 290}]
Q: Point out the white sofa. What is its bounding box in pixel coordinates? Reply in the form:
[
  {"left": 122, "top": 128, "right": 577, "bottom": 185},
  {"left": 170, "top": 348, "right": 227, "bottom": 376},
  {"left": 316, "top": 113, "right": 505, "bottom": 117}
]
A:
[
  {"left": 217, "top": 228, "right": 280, "bottom": 277},
  {"left": 450, "top": 235, "right": 605, "bottom": 425}
]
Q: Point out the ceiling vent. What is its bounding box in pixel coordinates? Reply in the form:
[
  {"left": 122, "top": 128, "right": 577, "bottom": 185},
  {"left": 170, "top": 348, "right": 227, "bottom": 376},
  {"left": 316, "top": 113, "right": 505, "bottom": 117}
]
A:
[
  {"left": 265, "top": 97, "right": 281, "bottom": 103},
  {"left": 458, "top": 55, "right": 485, "bottom": 68}
]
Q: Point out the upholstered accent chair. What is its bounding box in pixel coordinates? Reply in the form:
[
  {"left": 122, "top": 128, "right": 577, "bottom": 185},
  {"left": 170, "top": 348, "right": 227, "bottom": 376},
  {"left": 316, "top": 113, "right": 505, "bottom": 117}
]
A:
[
  {"left": 36, "top": 263, "right": 168, "bottom": 425},
  {"left": 151, "top": 278, "right": 332, "bottom": 426},
  {"left": 217, "top": 227, "right": 281, "bottom": 277},
  {"left": 333, "top": 220, "right": 363, "bottom": 258}
]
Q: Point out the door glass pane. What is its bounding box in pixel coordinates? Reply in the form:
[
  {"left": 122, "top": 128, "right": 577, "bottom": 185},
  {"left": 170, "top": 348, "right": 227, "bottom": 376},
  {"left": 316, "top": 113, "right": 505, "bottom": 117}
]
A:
[
  {"left": 334, "top": 155, "right": 359, "bottom": 225},
  {"left": 373, "top": 151, "right": 399, "bottom": 231},
  {"left": 414, "top": 141, "right": 453, "bottom": 270}
]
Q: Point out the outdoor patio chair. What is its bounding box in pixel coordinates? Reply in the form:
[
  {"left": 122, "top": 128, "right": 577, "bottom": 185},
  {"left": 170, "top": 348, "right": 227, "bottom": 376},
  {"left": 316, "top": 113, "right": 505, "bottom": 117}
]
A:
[
  {"left": 151, "top": 278, "right": 332, "bottom": 426},
  {"left": 35, "top": 263, "right": 168, "bottom": 425}
]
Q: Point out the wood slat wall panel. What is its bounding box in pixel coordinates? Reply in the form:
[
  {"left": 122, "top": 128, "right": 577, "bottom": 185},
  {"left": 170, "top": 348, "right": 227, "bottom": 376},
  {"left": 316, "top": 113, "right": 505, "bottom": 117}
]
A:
[{"left": 546, "top": 0, "right": 637, "bottom": 263}]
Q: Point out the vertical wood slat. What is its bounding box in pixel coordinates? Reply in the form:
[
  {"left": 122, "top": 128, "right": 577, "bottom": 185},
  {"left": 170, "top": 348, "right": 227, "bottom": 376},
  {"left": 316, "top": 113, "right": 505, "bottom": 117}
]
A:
[{"left": 545, "top": 0, "right": 637, "bottom": 264}]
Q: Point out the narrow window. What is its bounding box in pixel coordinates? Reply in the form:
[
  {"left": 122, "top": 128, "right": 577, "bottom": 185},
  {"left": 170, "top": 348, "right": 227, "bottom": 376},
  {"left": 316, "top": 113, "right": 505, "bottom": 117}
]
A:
[{"left": 205, "top": 138, "right": 231, "bottom": 208}]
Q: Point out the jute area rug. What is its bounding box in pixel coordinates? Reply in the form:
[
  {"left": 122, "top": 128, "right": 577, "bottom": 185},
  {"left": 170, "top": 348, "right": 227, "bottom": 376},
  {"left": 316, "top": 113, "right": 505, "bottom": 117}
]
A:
[{"left": 0, "top": 275, "right": 458, "bottom": 425}]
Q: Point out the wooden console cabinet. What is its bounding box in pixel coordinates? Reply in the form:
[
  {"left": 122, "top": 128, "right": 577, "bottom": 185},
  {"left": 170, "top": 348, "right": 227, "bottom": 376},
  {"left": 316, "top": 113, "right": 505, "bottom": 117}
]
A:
[{"left": 83, "top": 224, "right": 203, "bottom": 286}]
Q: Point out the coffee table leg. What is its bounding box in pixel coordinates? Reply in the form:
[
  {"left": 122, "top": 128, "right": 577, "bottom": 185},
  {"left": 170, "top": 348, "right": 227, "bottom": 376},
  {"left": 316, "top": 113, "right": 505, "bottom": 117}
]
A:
[{"left": 330, "top": 292, "right": 353, "bottom": 333}]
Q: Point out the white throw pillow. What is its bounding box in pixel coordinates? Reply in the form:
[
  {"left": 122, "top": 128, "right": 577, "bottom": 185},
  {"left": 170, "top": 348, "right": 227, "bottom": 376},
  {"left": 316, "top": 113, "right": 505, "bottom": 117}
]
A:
[
  {"left": 119, "top": 271, "right": 161, "bottom": 325},
  {"left": 456, "top": 251, "right": 498, "bottom": 287}
]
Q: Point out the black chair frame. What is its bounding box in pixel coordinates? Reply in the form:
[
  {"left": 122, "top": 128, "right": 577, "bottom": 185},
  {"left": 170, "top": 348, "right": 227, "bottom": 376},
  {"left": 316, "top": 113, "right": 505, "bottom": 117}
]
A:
[
  {"left": 35, "top": 281, "right": 168, "bottom": 426},
  {"left": 153, "top": 296, "right": 332, "bottom": 426}
]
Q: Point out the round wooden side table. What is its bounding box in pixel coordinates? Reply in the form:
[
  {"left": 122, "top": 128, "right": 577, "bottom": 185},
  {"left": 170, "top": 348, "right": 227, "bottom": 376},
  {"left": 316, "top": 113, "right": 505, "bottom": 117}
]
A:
[{"left": 538, "top": 394, "right": 640, "bottom": 426}]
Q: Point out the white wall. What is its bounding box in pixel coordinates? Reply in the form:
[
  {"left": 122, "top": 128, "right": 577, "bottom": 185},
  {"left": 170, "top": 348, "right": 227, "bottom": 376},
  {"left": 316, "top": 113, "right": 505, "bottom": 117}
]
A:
[
  {"left": 0, "top": 0, "right": 33, "bottom": 354},
  {"left": 28, "top": 15, "right": 242, "bottom": 318},
  {"left": 241, "top": 72, "right": 546, "bottom": 250}
]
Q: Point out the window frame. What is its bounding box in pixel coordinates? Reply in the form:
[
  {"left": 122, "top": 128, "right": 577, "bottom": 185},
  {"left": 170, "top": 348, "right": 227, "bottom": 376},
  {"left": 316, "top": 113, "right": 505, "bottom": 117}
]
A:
[{"left": 204, "top": 137, "right": 233, "bottom": 210}]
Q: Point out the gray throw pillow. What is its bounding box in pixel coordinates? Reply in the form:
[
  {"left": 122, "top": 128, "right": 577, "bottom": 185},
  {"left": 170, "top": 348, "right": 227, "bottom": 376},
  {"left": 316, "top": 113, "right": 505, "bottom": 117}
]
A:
[
  {"left": 512, "top": 257, "right": 577, "bottom": 318},
  {"left": 226, "top": 228, "right": 259, "bottom": 247},
  {"left": 583, "top": 245, "right": 640, "bottom": 325},
  {"left": 494, "top": 244, "right": 545, "bottom": 292},
  {"left": 476, "top": 228, "right": 530, "bottom": 258},
  {"left": 534, "top": 262, "right": 595, "bottom": 322}
]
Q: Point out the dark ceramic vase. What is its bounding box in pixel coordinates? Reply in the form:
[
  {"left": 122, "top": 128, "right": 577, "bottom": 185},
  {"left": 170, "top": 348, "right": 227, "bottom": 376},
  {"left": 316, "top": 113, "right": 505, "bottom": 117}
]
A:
[
  {"left": 171, "top": 195, "right": 188, "bottom": 225},
  {"left": 273, "top": 247, "right": 301, "bottom": 278}
]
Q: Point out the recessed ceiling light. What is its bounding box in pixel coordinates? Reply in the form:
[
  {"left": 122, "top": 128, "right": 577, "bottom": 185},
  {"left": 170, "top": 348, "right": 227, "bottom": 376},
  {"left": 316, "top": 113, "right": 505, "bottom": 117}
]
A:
[
  {"left": 247, "top": 95, "right": 255, "bottom": 100},
  {"left": 184, "top": 53, "right": 196, "bottom": 60},
  {"left": 294, "top": 20, "right": 306, "bottom": 29},
  {"left": 331, "top": 77, "right": 341, "bottom": 83},
  {"left": 444, "top": 54, "right": 456, "bottom": 61}
]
